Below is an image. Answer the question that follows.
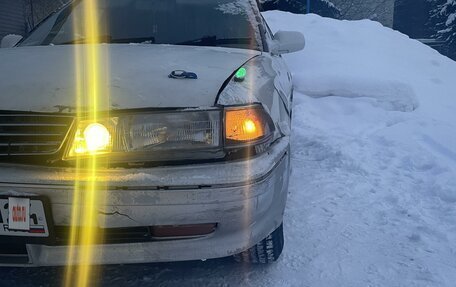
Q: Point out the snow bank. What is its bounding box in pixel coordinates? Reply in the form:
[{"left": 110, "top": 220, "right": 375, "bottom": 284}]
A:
[
  {"left": 267, "top": 12, "right": 456, "bottom": 117},
  {"left": 264, "top": 11, "right": 456, "bottom": 287}
]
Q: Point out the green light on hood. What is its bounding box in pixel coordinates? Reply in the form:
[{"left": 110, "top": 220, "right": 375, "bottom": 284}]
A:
[{"left": 234, "top": 67, "right": 247, "bottom": 82}]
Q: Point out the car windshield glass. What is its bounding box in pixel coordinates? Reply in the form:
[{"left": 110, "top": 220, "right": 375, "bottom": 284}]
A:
[{"left": 19, "top": 0, "right": 262, "bottom": 51}]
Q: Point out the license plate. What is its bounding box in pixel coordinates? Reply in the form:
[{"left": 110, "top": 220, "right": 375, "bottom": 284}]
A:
[{"left": 0, "top": 197, "right": 50, "bottom": 237}]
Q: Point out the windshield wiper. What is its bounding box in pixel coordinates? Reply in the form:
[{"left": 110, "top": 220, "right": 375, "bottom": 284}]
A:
[
  {"left": 58, "top": 36, "right": 155, "bottom": 45},
  {"left": 110, "top": 36, "right": 156, "bottom": 44},
  {"left": 58, "top": 35, "right": 112, "bottom": 45},
  {"left": 175, "top": 36, "right": 253, "bottom": 47}
]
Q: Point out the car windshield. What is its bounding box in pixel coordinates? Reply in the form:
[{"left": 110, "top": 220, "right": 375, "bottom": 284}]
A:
[{"left": 19, "top": 0, "right": 262, "bottom": 51}]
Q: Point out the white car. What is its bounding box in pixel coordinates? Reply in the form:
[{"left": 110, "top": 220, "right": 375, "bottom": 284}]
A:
[{"left": 0, "top": 0, "right": 304, "bottom": 266}]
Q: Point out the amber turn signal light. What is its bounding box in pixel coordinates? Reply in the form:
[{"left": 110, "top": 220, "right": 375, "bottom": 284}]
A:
[{"left": 225, "top": 106, "right": 271, "bottom": 142}]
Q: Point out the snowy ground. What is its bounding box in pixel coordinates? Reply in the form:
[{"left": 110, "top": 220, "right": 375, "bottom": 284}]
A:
[{"left": 3, "top": 11, "right": 456, "bottom": 287}]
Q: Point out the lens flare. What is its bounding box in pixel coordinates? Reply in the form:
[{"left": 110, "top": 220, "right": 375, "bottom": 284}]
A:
[{"left": 64, "top": 0, "right": 109, "bottom": 286}]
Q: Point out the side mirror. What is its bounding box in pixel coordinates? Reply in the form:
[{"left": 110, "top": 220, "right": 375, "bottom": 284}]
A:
[
  {"left": 271, "top": 31, "right": 305, "bottom": 55},
  {"left": 1, "top": 34, "right": 23, "bottom": 48}
]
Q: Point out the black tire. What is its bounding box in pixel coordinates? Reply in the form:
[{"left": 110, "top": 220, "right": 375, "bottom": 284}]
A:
[{"left": 234, "top": 223, "right": 284, "bottom": 264}]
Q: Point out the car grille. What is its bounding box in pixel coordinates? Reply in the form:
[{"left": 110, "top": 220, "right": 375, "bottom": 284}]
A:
[{"left": 0, "top": 113, "right": 74, "bottom": 158}]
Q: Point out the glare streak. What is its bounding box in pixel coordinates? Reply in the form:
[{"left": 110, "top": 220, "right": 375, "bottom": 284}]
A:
[{"left": 64, "top": 0, "right": 107, "bottom": 286}]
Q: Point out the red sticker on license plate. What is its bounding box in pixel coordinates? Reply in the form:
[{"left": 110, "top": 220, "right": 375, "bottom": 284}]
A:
[{"left": 8, "top": 197, "right": 30, "bottom": 231}]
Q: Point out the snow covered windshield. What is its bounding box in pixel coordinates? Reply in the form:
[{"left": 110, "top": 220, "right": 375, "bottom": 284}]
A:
[{"left": 20, "top": 0, "right": 262, "bottom": 51}]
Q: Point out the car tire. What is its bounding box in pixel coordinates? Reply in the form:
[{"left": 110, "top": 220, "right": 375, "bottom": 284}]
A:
[{"left": 234, "top": 223, "right": 284, "bottom": 264}]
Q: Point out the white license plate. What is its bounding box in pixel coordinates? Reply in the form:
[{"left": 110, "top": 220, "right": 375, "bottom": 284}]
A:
[{"left": 0, "top": 197, "right": 50, "bottom": 237}]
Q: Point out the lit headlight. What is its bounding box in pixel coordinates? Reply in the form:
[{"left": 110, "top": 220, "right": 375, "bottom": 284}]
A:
[
  {"left": 64, "top": 110, "right": 222, "bottom": 162},
  {"left": 68, "top": 122, "right": 113, "bottom": 157}
]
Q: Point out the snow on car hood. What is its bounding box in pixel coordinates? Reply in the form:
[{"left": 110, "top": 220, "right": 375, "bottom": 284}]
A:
[{"left": 0, "top": 44, "right": 260, "bottom": 112}]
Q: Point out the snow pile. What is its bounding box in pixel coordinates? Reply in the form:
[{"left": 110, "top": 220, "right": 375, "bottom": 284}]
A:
[{"left": 265, "top": 11, "right": 456, "bottom": 286}]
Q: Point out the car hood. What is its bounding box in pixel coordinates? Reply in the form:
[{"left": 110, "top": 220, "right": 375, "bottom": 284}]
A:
[{"left": 0, "top": 44, "right": 260, "bottom": 113}]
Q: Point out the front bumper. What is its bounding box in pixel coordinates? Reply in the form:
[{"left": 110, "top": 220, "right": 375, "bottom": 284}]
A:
[{"left": 0, "top": 138, "right": 290, "bottom": 267}]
